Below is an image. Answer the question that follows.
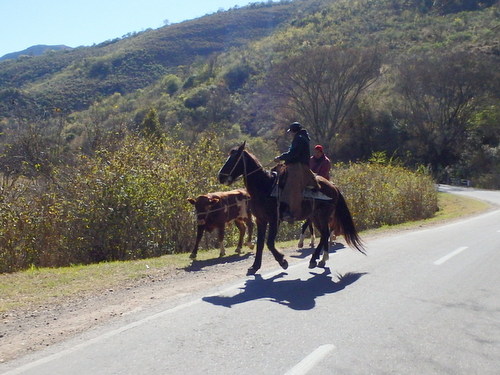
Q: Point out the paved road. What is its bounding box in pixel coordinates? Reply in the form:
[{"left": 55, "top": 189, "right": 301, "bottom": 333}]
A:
[{"left": 2, "top": 187, "right": 499, "bottom": 374}]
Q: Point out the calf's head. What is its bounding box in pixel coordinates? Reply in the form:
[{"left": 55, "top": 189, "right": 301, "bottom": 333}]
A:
[{"left": 187, "top": 195, "right": 221, "bottom": 225}]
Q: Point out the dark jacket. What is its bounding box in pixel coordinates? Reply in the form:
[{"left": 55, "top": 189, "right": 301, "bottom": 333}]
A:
[{"left": 277, "top": 129, "right": 311, "bottom": 165}]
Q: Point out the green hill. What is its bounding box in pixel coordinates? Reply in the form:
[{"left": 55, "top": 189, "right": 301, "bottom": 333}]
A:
[
  {"left": 0, "top": 45, "right": 72, "bottom": 61},
  {"left": 0, "top": 0, "right": 498, "bottom": 186},
  {"left": 0, "top": 1, "right": 316, "bottom": 114}
]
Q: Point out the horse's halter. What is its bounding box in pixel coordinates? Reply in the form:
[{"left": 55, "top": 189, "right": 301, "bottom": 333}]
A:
[
  {"left": 219, "top": 147, "right": 263, "bottom": 185},
  {"left": 218, "top": 148, "right": 245, "bottom": 184}
]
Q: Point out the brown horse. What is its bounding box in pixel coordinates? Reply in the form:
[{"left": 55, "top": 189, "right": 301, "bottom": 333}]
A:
[{"left": 218, "top": 142, "right": 365, "bottom": 275}]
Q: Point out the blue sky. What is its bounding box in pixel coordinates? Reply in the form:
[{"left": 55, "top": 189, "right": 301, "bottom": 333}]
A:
[{"left": 0, "top": 0, "right": 275, "bottom": 57}]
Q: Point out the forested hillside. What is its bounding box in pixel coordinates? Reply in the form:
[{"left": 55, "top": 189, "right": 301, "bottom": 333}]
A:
[
  {"left": 0, "top": 45, "right": 72, "bottom": 61},
  {"left": 1, "top": 0, "right": 498, "bottom": 184},
  {"left": 0, "top": 0, "right": 311, "bottom": 114},
  {"left": 0, "top": 0, "right": 499, "bottom": 271}
]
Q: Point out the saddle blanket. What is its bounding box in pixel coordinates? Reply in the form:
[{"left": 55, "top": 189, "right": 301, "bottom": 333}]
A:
[{"left": 270, "top": 185, "right": 332, "bottom": 201}]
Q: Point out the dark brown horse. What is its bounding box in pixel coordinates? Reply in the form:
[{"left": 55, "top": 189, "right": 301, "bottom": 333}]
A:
[{"left": 218, "top": 142, "right": 365, "bottom": 275}]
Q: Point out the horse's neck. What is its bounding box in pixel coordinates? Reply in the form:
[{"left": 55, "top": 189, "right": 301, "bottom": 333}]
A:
[{"left": 244, "top": 165, "right": 272, "bottom": 198}]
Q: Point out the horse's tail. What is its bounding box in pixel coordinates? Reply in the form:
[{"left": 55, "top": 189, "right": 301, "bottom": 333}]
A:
[{"left": 334, "top": 192, "right": 366, "bottom": 255}]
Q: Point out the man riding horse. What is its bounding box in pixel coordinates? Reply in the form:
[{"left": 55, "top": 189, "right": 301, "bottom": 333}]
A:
[{"left": 273, "top": 122, "right": 320, "bottom": 223}]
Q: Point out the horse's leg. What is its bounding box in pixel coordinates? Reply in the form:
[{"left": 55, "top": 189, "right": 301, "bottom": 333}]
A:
[
  {"left": 318, "top": 232, "right": 330, "bottom": 268},
  {"left": 248, "top": 220, "right": 266, "bottom": 275},
  {"left": 266, "top": 219, "right": 288, "bottom": 270},
  {"left": 234, "top": 220, "right": 245, "bottom": 254},
  {"left": 309, "top": 222, "right": 315, "bottom": 248},
  {"left": 330, "top": 229, "right": 337, "bottom": 244},
  {"left": 217, "top": 225, "right": 226, "bottom": 258},
  {"left": 309, "top": 227, "right": 329, "bottom": 269},
  {"left": 244, "top": 216, "right": 254, "bottom": 250},
  {"left": 319, "top": 250, "right": 330, "bottom": 267},
  {"left": 190, "top": 225, "right": 205, "bottom": 259},
  {"left": 298, "top": 220, "right": 309, "bottom": 248}
]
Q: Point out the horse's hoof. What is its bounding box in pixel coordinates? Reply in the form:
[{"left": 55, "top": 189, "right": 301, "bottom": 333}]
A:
[
  {"left": 297, "top": 241, "right": 304, "bottom": 248},
  {"left": 189, "top": 253, "right": 197, "bottom": 260},
  {"left": 318, "top": 260, "right": 326, "bottom": 268},
  {"left": 235, "top": 248, "right": 242, "bottom": 254},
  {"left": 247, "top": 267, "right": 258, "bottom": 276},
  {"left": 219, "top": 253, "right": 225, "bottom": 258},
  {"left": 280, "top": 258, "right": 289, "bottom": 270},
  {"left": 309, "top": 260, "right": 317, "bottom": 269},
  {"left": 309, "top": 242, "right": 315, "bottom": 248}
]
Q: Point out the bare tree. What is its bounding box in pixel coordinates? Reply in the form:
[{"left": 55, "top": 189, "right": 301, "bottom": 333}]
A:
[
  {"left": 268, "top": 46, "right": 382, "bottom": 152},
  {"left": 395, "top": 51, "right": 494, "bottom": 172}
]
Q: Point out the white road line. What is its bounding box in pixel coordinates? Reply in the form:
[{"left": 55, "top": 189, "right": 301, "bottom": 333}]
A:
[
  {"left": 284, "top": 344, "right": 335, "bottom": 375},
  {"left": 433, "top": 247, "right": 469, "bottom": 265},
  {"left": 1, "top": 298, "right": 203, "bottom": 375}
]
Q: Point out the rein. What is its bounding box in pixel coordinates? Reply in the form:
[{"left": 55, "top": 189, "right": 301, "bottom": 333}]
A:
[
  {"left": 193, "top": 198, "right": 249, "bottom": 225},
  {"left": 219, "top": 149, "right": 274, "bottom": 184},
  {"left": 237, "top": 153, "right": 274, "bottom": 183},
  {"left": 237, "top": 151, "right": 281, "bottom": 228}
]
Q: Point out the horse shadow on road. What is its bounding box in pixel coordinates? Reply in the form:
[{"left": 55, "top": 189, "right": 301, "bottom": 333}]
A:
[
  {"left": 202, "top": 268, "right": 366, "bottom": 311},
  {"left": 184, "top": 252, "right": 252, "bottom": 272},
  {"left": 290, "top": 242, "right": 346, "bottom": 259}
]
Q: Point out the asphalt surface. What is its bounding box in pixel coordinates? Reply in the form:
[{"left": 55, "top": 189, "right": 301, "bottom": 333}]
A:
[{"left": 2, "top": 186, "right": 499, "bottom": 375}]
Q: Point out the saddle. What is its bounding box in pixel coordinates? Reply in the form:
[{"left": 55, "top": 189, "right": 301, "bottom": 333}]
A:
[
  {"left": 269, "top": 170, "right": 332, "bottom": 201},
  {"left": 270, "top": 184, "right": 332, "bottom": 200}
]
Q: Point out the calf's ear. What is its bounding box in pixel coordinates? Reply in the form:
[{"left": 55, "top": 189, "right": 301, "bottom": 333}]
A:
[{"left": 187, "top": 198, "right": 196, "bottom": 205}]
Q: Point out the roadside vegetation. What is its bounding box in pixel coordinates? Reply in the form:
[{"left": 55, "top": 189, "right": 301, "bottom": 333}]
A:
[
  {"left": 1, "top": 130, "right": 437, "bottom": 273},
  {"left": 0, "top": 191, "right": 489, "bottom": 314}
]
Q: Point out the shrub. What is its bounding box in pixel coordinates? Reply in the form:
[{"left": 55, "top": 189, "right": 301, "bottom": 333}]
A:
[
  {"left": 0, "top": 133, "right": 227, "bottom": 272},
  {"left": 161, "top": 74, "right": 181, "bottom": 96},
  {"left": 0, "top": 144, "right": 438, "bottom": 273},
  {"left": 275, "top": 162, "right": 438, "bottom": 243},
  {"left": 333, "top": 162, "right": 438, "bottom": 230}
]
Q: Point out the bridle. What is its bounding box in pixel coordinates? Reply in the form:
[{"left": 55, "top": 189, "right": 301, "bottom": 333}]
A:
[
  {"left": 218, "top": 147, "right": 282, "bottom": 228},
  {"left": 218, "top": 149, "right": 265, "bottom": 185},
  {"left": 218, "top": 149, "right": 245, "bottom": 184}
]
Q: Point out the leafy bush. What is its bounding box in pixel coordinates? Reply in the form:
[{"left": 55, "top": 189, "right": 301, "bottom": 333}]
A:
[
  {"left": 274, "top": 161, "right": 438, "bottom": 242},
  {"left": 0, "top": 133, "right": 226, "bottom": 272},
  {"left": 183, "top": 87, "right": 211, "bottom": 109},
  {"left": 333, "top": 162, "right": 438, "bottom": 230},
  {"left": 161, "top": 74, "right": 181, "bottom": 96},
  {"left": 1, "top": 143, "right": 439, "bottom": 273},
  {"left": 223, "top": 64, "right": 253, "bottom": 91}
]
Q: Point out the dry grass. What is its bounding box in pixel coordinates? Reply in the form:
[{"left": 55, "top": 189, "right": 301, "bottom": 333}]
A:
[{"left": 0, "top": 249, "right": 222, "bottom": 313}]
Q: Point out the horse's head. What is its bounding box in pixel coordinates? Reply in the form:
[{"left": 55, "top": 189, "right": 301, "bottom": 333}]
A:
[{"left": 218, "top": 142, "right": 246, "bottom": 185}]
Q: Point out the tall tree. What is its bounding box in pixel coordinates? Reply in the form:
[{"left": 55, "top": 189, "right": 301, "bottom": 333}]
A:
[
  {"left": 395, "top": 51, "right": 494, "bottom": 174},
  {"left": 268, "top": 46, "right": 382, "bottom": 153},
  {"left": 139, "top": 108, "right": 162, "bottom": 139}
]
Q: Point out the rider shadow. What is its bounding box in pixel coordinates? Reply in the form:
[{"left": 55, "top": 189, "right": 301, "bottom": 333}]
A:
[
  {"left": 291, "top": 242, "right": 346, "bottom": 259},
  {"left": 202, "top": 268, "right": 366, "bottom": 311},
  {"left": 184, "top": 253, "right": 252, "bottom": 272}
]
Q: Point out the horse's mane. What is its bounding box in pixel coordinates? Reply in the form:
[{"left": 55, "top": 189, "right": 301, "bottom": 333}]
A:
[
  {"left": 230, "top": 146, "right": 274, "bottom": 179},
  {"left": 245, "top": 149, "right": 275, "bottom": 179}
]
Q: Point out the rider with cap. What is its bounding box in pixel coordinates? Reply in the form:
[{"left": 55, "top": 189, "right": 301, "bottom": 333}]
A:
[
  {"left": 274, "top": 122, "right": 320, "bottom": 222},
  {"left": 310, "top": 144, "right": 331, "bottom": 180}
]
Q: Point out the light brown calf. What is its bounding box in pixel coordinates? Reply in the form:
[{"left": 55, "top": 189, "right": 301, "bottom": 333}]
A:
[{"left": 187, "top": 189, "right": 254, "bottom": 259}]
